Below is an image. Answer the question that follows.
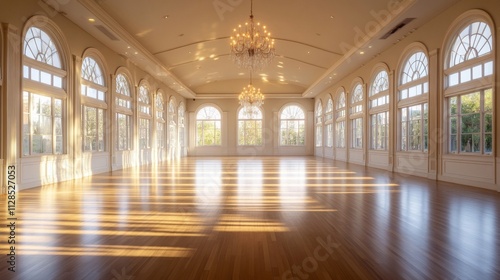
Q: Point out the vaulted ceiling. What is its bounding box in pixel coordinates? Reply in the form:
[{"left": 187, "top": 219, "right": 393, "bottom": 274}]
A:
[{"left": 58, "top": 0, "right": 460, "bottom": 99}]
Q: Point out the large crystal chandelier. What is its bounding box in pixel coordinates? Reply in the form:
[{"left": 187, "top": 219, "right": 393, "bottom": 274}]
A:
[
  {"left": 239, "top": 73, "right": 264, "bottom": 116},
  {"left": 230, "top": 0, "right": 275, "bottom": 71}
]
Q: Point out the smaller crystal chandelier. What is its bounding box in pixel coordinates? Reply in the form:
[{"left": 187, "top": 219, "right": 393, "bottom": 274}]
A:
[
  {"left": 230, "top": 0, "right": 275, "bottom": 71},
  {"left": 239, "top": 73, "right": 264, "bottom": 116}
]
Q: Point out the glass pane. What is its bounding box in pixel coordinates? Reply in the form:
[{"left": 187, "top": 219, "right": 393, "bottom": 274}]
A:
[
  {"left": 484, "top": 89, "right": 493, "bottom": 112},
  {"left": 23, "top": 65, "right": 30, "bottom": 79},
  {"left": 449, "top": 73, "right": 459, "bottom": 86},
  {"left": 450, "top": 135, "right": 457, "bottom": 153},
  {"left": 484, "top": 61, "right": 493, "bottom": 76},
  {"left": 484, "top": 134, "right": 492, "bottom": 154},
  {"left": 461, "top": 134, "right": 471, "bottom": 152},
  {"left": 40, "top": 71, "right": 52, "bottom": 85},
  {"left": 461, "top": 113, "right": 480, "bottom": 134},
  {"left": 472, "top": 134, "right": 480, "bottom": 153},
  {"left": 472, "top": 65, "right": 482, "bottom": 80},
  {"left": 484, "top": 113, "right": 492, "bottom": 133},
  {"left": 31, "top": 68, "right": 40, "bottom": 82},
  {"left": 53, "top": 76, "right": 62, "bottom": 88},
  {"left": 450, "top": 117, "right": 458, "bottom": 134},
  {"left": 449, "top": 97, "right": 457, "bottom": 115},
  {"left": 460, "top": 92, "right": 480, "bottom": 114},
  {"left": 460, "top": 69, "right": 471, "bottom": 83}
]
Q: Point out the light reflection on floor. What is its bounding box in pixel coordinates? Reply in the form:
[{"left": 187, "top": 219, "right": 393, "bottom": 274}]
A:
[{"left": 1, "top": 157, "right": 499, "bottom": 279}]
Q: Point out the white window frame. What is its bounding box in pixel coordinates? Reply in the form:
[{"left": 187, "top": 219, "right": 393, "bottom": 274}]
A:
[{"left": 22, "top": 22, "right": 67, "bottom": 156}]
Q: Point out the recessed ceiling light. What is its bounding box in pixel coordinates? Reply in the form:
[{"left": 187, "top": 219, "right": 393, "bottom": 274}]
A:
[
  {"left": 368, "top": 45, "right": 372, "bottom": 49},
  {"left": 360, "top": 51, "right": 365, "bottom": 55},
  {"left": 134, "top": 51, "right": 138, "bottom": 55},
  {"left": 164, "top": 15, "right": 169, "bottom": 19},
  {"left": 330, "top": 15, "right": 334, "bottom": 19},
  {"left": 127, "top": 46, "right": 131, "bottom": 49},
  {"left": 88, "top": 18, "right": 95, "bottom": 23}
]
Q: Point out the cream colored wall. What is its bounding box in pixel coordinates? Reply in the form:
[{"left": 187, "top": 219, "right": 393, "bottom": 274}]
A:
[
  {"left": 0, "top": 0, "right": 186, "bottom": 191},
  {"left": 315, "top": 0, "right": 500, "bottom": 191},
  {"left": 187, "top": 98, "right": 315, "bottom": 156}
]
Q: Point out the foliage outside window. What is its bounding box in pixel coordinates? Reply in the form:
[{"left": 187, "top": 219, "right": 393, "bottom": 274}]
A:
[
  {"left": 350, "top": 84, "right": 363, "bottom": 149},
  {"left": 449, "top": 90, "right": 492, "bottom": 154},
  {"left": 315, "top": 102, "right": 323, "bottom": 147},
  {"left": 83, "top": 105, "right": 105, "bottom": 152},
  {"left": 238, "top": 107, "right": 263, "bottom": 146},
  {"left": 196, "top": 106, "right": 222, "bottom": 146},
  {"left": 325, "top": 98, "right": 334, "bottom": 148},
  {"left": 115, "top": 74, "right": 132, "bottom": 151},
  {"left": 156, "top": 93, "right": 166, "bottom": 149},
  {"left": 336, "top": 92, "right": 346, "bottom": 148},
  {"left": 138, "top": 82, "right": 152, "bottom": 150},
  {"left": 280, "top": 105, "right": 305, "bottom": 146},
  {"left": 401, "top": 104, "right": 428, "bottom": 151},
  {"left": 351, "top": 118, "right": 363, "bottom": 149},
  {"left": 169, "top": 99, "right": 177, "bottom": 150},
  {"left": 371, "top": 111, "right": 388, "bottom": 150}
]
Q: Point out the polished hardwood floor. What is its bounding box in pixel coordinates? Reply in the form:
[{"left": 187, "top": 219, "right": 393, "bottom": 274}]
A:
[{"left": 1, "top": 156, "right": 500, "bottom": 280}]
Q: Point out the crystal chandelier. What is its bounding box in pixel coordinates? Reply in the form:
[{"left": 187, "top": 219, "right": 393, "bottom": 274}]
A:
[
  {"left": 230, "top": 0, "right": 275, "bottom": 71},
  {"left": 239, "top": 73, "right": 264, "bottom": 116}
]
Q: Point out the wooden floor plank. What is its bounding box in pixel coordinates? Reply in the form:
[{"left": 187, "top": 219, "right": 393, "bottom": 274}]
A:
[{"left": 1, "top": 156, "right": 500, "bottom": 279}]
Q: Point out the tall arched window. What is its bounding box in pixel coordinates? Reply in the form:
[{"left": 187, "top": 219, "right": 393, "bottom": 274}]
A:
[
  {"left": 335, "top": 90, "right": 346, "bottom": 148},
  {"left": 445, "top": 15, "right": 494, "bottom": 155},
  {"left": 138, "top": 81, "right": 152, "bottom": 149},
  {"left": 22, "top": 24, "right": 66, "bottom": 155},
  {"left": 398, "top": 48, "right": 429, "bottom": 152},
  {"left": 350, "top": 82, "right": 364, "bottom": 149},
  {"left": 280, "top": 105, "right": 305, "bottom": 146},
  {"left": 238, "top": 107, "right": 263, "bottom": 146},
  {"left": 169, "top": 97, "right": 177, "bottom": 151},
  {"left": 156, "top": 91, "right": 166, "bottom": 149},
  {"left": 196, "top": 106, "right": 222, "bottom": 146},
  {"left": 369, "top": 68, "right": 390, "bottom": 150},
  {"left": 315, "top": 101, "right": 323, "bottom": 147},
  {"left": 81, "top": 53, "right": 107, "bottom": 152},
  {"left": 115, "top": 73, "right": 133, "bottom": 151},
  {"left": 325, "top": 96, "right": 334, "bottom": 148},
  {"left": 178, "top": 102, "right": 186, "bottom": 152}
]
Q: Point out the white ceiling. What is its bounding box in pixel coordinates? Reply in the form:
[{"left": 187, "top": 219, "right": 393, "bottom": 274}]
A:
[{"left": 58, "top": 0, "right": 461, "bottom": 99}]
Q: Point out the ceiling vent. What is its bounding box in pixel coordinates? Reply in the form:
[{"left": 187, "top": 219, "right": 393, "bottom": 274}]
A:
[
  {"left": 95, "top": 25, "right": 119, "bottom": 41},
  {"left": 380, "top": 18, "right": 415, "bottom": 39}
]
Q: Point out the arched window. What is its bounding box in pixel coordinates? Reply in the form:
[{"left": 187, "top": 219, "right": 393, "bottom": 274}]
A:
[
  {"left": 238, "top": 107, "right": 263, "bottom": 146},
  {"left": 156, "top": 91, "right": 166, "bottom": 149},
  {"left": 22, "top": 24, "right": 66, "bottom": 156},
  {"left": 196, "top": 106, "right": 222, "bottom": 146},
  {"left": 280, "top": 105, "right": 305, "bottom": 146},
  {"left": 138, "top": 81, "right": 152, "bottom": 149},
  {"left": 81, "top": 52, "right": 107, "bottom": 152},
  {"left": 350, "top": 83, "right": 364, "bottom": 149},
  {"left": 315, "top": 101, "right": 323, "bottom": 147},
  {"left": 169, "top": 98, "right": 177, "bottom": 150},
  {"left": 445, "top": 16, "right": 494, "bottom": 155},
  {"left": 369, "top": 68, "right": 390, "bottom": 150},
  {"left": 398, "top": 48, "right": 429, "bottom": 152},
  {"left": 335, "top": 90, "right": 346, "bottom": 148},
  {"left": 178, "top": 102, "right": 186, "bottom": 151},
  {"left": 115, "top": 73, "right": 133, "bottom": 151},
  {"left": 324, "top": 96, "right": 334, "bottom": 148}
]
